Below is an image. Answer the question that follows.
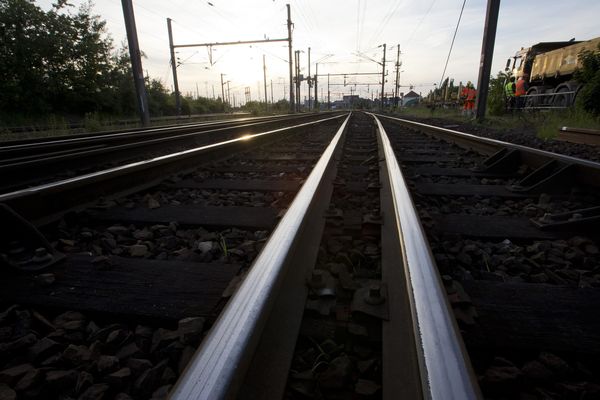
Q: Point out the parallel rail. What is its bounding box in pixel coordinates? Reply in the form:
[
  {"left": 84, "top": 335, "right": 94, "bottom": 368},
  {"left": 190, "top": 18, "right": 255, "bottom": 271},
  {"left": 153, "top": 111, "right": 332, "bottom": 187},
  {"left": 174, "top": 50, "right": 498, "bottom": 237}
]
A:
[
  {"left": 0, "top": 114, "right": 346, "bottom": 224},
  {"left": 0, "top": 113, "right": 337, "bottom": 192},
  {"left": 374, "top": 114, "right": 480, "bottom": 399},
  {"left": 170, "top": 114, "right": 351, "bottom": 400},
  {"left": 375, "top": 114, "right": 600, "bottom": 190},
  {"left": 0, "top": 114, "right": 326, "bottom": 165},
  {"left": 171, "top": 112, "right": 483, "bottom": 399},
  {"left": 14, "top": 112, "right": 598, "bottom": 399},
  {"left": 558, "top": 126, "right": 600, "bottom": 146}
]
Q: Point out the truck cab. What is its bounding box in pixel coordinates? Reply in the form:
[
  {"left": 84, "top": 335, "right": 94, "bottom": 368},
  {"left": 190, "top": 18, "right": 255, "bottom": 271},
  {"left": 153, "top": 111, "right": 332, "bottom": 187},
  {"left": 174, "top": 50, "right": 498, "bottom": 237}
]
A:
[{"left": 505, "top": 41, "right": 580, "bottom": 83}]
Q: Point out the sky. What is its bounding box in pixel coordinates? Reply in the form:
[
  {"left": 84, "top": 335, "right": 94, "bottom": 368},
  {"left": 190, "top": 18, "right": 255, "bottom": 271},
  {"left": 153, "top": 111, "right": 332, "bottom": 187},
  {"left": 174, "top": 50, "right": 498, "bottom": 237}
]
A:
[{"left": 38, "top": 0, "right": 600, "bottom": 105}]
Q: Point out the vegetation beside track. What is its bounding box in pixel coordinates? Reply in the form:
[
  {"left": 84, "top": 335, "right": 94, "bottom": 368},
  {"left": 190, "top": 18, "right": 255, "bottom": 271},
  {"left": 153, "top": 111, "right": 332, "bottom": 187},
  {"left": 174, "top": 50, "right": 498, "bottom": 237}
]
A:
[{"left": 394, "top": 105, "right": 600, "bottom": 140}]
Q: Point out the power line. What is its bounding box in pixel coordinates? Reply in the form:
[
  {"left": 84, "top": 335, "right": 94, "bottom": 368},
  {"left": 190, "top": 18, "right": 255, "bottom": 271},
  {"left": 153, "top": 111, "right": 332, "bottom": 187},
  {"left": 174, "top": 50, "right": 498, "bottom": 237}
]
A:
[
  {"left": 366, "top": 0, "right": 403, "bottom": 48},
  {"left": 406, "top": 0, "right": 437, "bottom": 45},
  {"left": 358, "top": 0, "right": 368, "bottom": 52},
  {"left": 438, "top": 0, "right": 467, "bottom": 91},
  {"left": 356, "top": 0, "right": 361, "bottom": 52}
]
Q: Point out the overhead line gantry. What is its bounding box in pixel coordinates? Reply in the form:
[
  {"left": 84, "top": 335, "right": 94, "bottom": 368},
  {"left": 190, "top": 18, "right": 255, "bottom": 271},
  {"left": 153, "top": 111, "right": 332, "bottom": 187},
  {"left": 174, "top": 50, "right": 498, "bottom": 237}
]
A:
[{"left": 167, "top": 4, "right": 295, "bottom": 114}]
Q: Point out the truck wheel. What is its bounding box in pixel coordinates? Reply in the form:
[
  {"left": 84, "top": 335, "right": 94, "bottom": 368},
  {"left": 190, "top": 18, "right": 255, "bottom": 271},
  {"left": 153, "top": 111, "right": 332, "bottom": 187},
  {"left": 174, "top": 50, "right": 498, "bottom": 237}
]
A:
[
  {"left": 525, "top": 87, "right": 539, "bottom": 108},
  {"left": 553, "top": 87, "right": 572, "bottom": 108}
]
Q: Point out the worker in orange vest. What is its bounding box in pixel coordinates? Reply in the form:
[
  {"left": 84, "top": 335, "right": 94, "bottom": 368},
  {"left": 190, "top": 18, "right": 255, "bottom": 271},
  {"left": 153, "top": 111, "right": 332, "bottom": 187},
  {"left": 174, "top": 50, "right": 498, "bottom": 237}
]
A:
[
  {"left": 515, "top": 76, "right": 528, "bottom": 109},
  {"left": 460, "top": 82, "right": 470, "bottom": 115},
  {"left": 462, "top": 82, "right": 476, "bottom": 117}
]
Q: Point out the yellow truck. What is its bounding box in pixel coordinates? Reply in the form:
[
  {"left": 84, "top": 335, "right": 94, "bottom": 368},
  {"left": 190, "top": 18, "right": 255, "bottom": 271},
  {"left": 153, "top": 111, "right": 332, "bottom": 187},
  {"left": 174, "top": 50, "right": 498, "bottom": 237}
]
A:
[{"left": 505, "top": 36, "right": 600, "bottom": 107}]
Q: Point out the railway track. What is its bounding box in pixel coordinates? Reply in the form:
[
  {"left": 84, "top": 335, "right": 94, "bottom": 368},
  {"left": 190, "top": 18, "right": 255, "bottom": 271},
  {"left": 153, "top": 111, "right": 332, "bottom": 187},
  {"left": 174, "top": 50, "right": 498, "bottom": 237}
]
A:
[
  {"left": 1, "top": 111, "right": 599, "bottom": 399},
  {"left": 0, "top": 114, "right": 348, "bottom": 399},
  {"left": 558, "top": 126, "right": 600, "bottom": 146},
  {"left": 377, "top": 114, "right": 600, "bottom": 399},
  {"left": 0, "top": 113, "right": 331, "bottom": 192}
]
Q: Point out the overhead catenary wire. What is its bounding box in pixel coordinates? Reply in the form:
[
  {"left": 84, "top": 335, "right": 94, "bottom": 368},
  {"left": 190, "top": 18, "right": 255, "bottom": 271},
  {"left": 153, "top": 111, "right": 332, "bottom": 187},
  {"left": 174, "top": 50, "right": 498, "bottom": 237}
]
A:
[
  {"left": 405, "top": 0, "right": 437, "bottom": 46},
  {"left": 366, "top": 0, "right": 403, "bottom": 49},
  {"left": 437, "top": 0, "right": 467, "bottom": 93},
  {"left": 358, "top": 0, "right": 368, "bottom": 52},
  {"left": 356, "top": 0, "right": 361, "bottom": 52}
]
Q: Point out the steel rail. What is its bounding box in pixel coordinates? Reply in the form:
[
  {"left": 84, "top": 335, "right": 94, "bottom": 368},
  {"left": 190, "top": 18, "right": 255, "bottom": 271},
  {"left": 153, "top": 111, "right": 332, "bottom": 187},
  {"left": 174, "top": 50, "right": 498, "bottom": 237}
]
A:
[
  {"left": 169, "top": 114, "right": 351, "bottom": 400},
  {"left": 0, "top": 114, "right": 347, "bottom": 223},
  {"left": 0, "top": 112, "right": 252, "bottom": 136},
  {"left": 0, "top": 114, "right": 319, "bottom": 155},
  {"left": 373, "top": 114, "right": 481, "bottom": 399},
  {"left": 558, "top": 126, "right": 600, "bottom": 146},
  {"left": 0, "top": 114, "right": 333, "bottom": 172},
  {"left": 375, "top": 114, "right": 600, "bottom": 189}
]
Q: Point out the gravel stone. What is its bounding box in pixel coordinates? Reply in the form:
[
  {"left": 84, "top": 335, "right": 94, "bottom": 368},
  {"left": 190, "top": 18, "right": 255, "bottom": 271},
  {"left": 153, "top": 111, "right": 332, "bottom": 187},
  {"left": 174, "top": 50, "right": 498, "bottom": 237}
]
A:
[
  {"left": 78, "top": 383, "right": 109, "bottom": 400},
  {"left": 105, "top": 368, "right": 131, "bottom": 388},
  {"left": 75, "top": 371, "right": 94, "bottom": 395},
  {"left": 28, "top": 337, "right": 63, "bottom": 362},
  {"left": 522, "top": 360, "right": 553, "bottom": 381},
  {"left": 178, "top": 317, "right": 205, "bottom": 345},
  {"left": 318, "top": 355, "right": 353, "bottom": 389},
  {"left": 0, "top": 364, "right": 34, "bottom": 385},
  {"left": 0, "top": 334, "right": 37, "bottom": 356},
  {"left": 63, "top": 344, "right": 91, "bottom": 365},
  {"left": 116, "top": 342, "right": 141, "bottom": 361},
  {"left": 46, "top": 369, "right": 77, "bottom": 389},
  {"left": 129, "top": 244, "right": 148, "bottom": 257},
  {"left": 96, "top": 355, "right": 120, "bottom": 374},
  {"left": 126, "top": 359, "right": 153, "bottom": 377},
  {"left": 0, "top": 384, "right": 16, "bottom": 400}
]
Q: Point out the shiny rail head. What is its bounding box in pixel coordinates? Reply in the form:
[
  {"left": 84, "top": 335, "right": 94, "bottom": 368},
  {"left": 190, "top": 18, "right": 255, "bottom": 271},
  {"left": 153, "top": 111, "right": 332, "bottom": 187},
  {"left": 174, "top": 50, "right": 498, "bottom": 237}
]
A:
[
  {"left": 374, "top": 113, "right": 600, "bottom": 169},
  {"left": 169, "top": 113, "right": 351, "bottom": 400},
  {"left": 0, "top": 114, "right": 348, "bottom": 203},
  {"left": 371, "top": 113, "right": 482, "bottom": 400}
]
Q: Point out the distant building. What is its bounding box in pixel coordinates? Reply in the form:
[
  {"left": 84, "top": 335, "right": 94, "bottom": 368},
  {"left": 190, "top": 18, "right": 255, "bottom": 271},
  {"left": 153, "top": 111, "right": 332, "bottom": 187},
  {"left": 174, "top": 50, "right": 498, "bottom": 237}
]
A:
[
  {"left": 402, "top": 90, "right": 421, "bottom": 106},
  {"left": 342, "top": 95, "right": 359, "bottom": 109}
]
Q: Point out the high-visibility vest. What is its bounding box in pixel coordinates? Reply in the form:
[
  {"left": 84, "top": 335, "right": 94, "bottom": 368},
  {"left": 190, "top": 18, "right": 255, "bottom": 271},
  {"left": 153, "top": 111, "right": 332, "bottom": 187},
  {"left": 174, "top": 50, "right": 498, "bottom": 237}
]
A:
[
  {"left": 515, "top": 79, "right": 527, "bottom": 96},
  {"left": 466, "top": 88, "right": 477, "bottom": 101},
  {"left": 505, "top": 82, "right": 515, "bottom": 97}
]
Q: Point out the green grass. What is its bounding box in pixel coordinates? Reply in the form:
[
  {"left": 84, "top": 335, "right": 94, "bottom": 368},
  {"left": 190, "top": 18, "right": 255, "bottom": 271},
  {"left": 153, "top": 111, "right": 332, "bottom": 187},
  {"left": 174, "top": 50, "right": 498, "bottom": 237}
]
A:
[
  {"left": 392, "top": 105, "right": 600, "bottom": 140},
  {"left": 393, "top": 105, "right": 465, "bottom": 121},
  {"left": 528, "top": 109, "right": 600, "bottom": 139}
]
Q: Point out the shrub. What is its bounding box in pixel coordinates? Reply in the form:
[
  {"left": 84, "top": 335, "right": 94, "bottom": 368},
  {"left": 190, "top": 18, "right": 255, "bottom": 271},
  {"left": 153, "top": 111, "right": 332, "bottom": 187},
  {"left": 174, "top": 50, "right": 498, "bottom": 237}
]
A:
[
  {"left": 575, "top": 44, "right": 600, "bottom": 116},
  {"left": 487, "top": 71, "right": 509, "bottom": 116}
]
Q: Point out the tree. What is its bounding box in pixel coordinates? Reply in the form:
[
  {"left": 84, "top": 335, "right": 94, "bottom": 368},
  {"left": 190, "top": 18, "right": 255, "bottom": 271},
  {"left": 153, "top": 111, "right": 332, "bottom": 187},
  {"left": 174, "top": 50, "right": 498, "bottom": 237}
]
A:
[
  {"left": 575, "top": 44, "right": 600, "bottom": 116},
  {"left": 487, "top": 71, "right": 509, "bottom": 116},
  {"left": 0, "top": 0, "right": 50, "bottom": 113},
  {"left": 0, "top": 0, "right": 123, "bottom": 116}
]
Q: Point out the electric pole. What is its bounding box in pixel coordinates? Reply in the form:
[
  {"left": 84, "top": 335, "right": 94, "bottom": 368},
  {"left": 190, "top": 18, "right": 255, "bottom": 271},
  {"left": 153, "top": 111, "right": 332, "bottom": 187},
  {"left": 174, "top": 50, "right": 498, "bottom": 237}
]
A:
[
  {"left": 476, "top": 0, "right": 501, "bottom": 120},
  {"left": 394, "top": 44, "right": 401, "bottom": 109},
  {"left": 314, "top": 63, "right": 318, "bottom": 110},
  {"left": 263, "top": 55, "right": 268, "bottom": 109},
  {"left": 380, "top": 43, "right": 386, "bottom": 112},
  {"left": 270, "top": 79, "right": 274, "bottom": 104},
  {"left": 220, "top": 74, "right": 226, "bottom": 109},
  {"left": 227, "top": 81, "right": 231, "bottom": 107},
  {"left": 121, "top": 0, "right": 150, "bottom": 126},
  {"left": 287, "top": 4, "right": 294, "bottom": 113},
  {"left": 167, "top": 18, "right": 181, "bottom": 116},
  {"left": 295, "top": 50, "right": 301, "bottom": 111},
  {"left": 308, "top": 47, "right": 311, "bottom": 110},
  {"left": 327, "top": 73, "right": 330, "bottom": 109}
]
